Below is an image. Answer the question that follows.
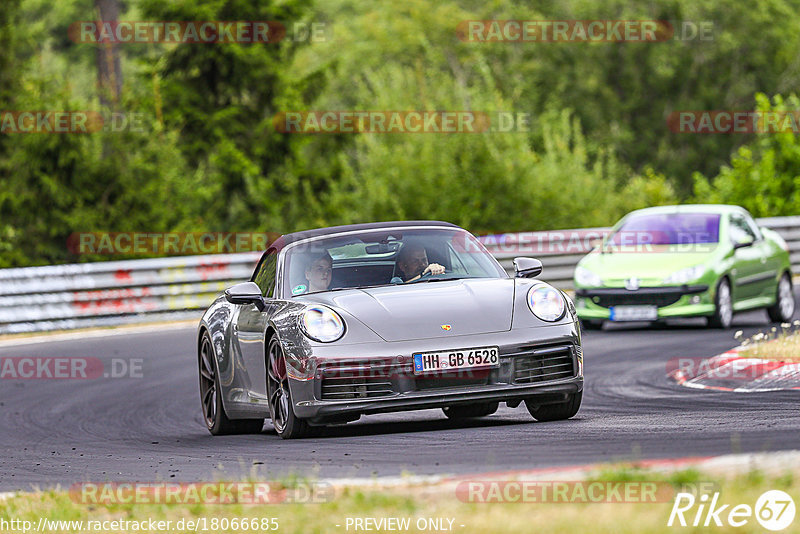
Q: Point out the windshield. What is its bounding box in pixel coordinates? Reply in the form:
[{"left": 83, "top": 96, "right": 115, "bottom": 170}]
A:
[
  {"left": 606, "top": 212, "right": 721, "bottom": 247},
  {"left": 282, "top": 227, "right": 507, "bottom": 296}
]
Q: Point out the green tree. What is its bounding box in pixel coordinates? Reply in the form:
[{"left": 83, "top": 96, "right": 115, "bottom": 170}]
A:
[
  {"left": 137, "top": 0, "right": 314, "bottom": 231},
  {"left": 694, "top": 93, "right": 800, "bottom": 217},
  {"left": 0, "top": 0, "right": 25, "bottom": 264}
]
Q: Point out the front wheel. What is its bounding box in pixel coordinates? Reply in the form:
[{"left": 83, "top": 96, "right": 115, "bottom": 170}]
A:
[
  {"left": 708, "top": 278, "right": 733, "bottom": 329},
  {"left": 199, "top": 332, "right": 264, "bottom": 435},
  {"left": 267, "top": 336, "right": 310, "bottom": 439},
  {"left": 767, "top": 273, "right": 795, "bottom": 323},
  {"left": 442, "top": 402, "right": 498, "bottom": 419},
  {"left": 526, "top": 391, "right": 582, "bottom": 422}
]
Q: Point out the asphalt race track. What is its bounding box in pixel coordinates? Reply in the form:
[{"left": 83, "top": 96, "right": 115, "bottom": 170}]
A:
[{"left": 2, "top": 291, "right": 799, "bottom": 491}]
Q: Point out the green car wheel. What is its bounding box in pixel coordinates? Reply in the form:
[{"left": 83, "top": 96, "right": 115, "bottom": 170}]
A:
[
  {"left": 708, "top": 277, "right": 733, "bottom": 329},
  {"left": 767, "top": 273, "right": 795, "bottom": 323}
]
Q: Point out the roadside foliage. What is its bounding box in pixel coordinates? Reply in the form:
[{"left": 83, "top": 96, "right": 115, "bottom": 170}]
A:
[{"left": 2, "top": 0, "right": 800, "bottom": 266}]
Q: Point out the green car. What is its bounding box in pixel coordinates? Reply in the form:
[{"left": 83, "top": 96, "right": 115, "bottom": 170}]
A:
[{"left": 574, "top": 205, "right": 794, "bottom": 329}]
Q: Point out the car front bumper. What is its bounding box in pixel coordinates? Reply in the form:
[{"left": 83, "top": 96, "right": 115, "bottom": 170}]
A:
[
  {"left": 574, "top": 285, "right": 714, "bottom": 321},
  {"left": 287, "top": 322, "right": 583, "bottom": 422}
]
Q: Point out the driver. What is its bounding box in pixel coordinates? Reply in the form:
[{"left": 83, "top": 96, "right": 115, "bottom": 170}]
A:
[{"left": 395, "top": 243, "right": 445, "bottom": 282}]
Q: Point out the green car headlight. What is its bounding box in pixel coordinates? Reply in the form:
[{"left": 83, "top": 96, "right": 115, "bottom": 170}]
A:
[
  {"left": 663, "top": 265, "right": 706, "bottom": 285},
  {"left": 575, "top": 266, "right": 603, "bottom": 287}
]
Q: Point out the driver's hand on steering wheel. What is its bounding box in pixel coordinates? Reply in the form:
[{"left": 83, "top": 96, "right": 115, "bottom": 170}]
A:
[{"left": 422, "top": 263, "right": 445, "bottom": 276}]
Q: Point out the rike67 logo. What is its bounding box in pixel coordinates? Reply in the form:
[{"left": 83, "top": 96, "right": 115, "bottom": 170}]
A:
[{"left": 668, "top": 490, "right": 795, "bottom": 531}]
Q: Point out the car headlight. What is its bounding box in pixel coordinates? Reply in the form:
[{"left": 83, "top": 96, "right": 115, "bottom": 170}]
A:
[
  {"left": 527, "top": 285, "right": 566, "bottom": 322},
  {"left": 299, "top": 306, "right": 345, "bottom": 342},
  {"left": 663, "top": 265, "right": 706, "bottom": 285},
  {"left": 575, "top": 266, "right": 603, "bottom": 287}
]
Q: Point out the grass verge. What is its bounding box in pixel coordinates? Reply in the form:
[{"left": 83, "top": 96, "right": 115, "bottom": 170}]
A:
[
  {"left": 736, "top": 325, "right": 800, "bottom": 363},
  {"left": 0, "top": 466, "right": 797, "bottom": 533}
]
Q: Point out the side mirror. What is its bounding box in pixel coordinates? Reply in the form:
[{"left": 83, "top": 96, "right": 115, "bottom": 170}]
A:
[
  {"left": 225, "top": 282, "right": 266, "bottom": 311},
  {"left": 733, "top": 239, "right": 754, "bottom": 250},
  {"left": 513, "top": 257, "right": 543, "bottom": 278}
]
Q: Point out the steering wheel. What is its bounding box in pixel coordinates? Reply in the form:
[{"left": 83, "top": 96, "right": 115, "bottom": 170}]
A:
[{"left": 411, "top": 267, "right": 449, "bottom": 282}]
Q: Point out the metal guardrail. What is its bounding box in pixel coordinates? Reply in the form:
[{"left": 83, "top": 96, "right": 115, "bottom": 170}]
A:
[
  {"left": 1, "top": 217, "right": 798, "bottom": 334},
  {"left": 0, "top": 253, "right": 261, "bottom": 334}
]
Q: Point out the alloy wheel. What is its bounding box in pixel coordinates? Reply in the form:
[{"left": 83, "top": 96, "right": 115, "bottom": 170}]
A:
[
  {"left": 199, "top": 334, "right": 217, "bottom": 429},
  {"left": 718, "top": 280, "right": 732, "bottom": 328},
  {"left": 779, "top": 276, "right": 795, "bottom": 319},
  {"left": 267, "top": 338, "right": 290, "bottom": 434}
]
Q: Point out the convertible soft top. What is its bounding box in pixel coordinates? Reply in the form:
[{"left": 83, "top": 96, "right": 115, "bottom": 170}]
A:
[{"left": 268, "top": 220, "right": 460, "bottom": 252}]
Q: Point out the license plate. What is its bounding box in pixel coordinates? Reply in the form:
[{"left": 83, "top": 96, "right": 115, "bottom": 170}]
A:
[
  {"left": 413, "top": 347, "right": 499, "bottom": 375},
  {"left": 610, "top": 305, "right": 658, "bottom": 321}
]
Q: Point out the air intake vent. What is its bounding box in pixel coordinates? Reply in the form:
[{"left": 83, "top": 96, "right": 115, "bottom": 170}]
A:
[
  {"left": 511, "top": 345, "right": 576, "bottom": 384},
  {"left": 318, "top": 358, "right": 408, "bottom": 400}
]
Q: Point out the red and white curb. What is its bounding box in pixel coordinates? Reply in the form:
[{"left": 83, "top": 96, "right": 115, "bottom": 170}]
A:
[{"left": 669, "top": 345, "right": 800, "bottom": 392}]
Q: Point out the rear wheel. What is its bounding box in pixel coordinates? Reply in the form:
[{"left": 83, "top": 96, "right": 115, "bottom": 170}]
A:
[
  {"left": 708, "top": 278, "right": 733, "bottom": 329},
  {"left": 442, "top": 402, "right": 498, "bottom": 419},
  {"left": 267, "top": 336, "right": 310, "bottom": 439},
  {"left": 525, "top": 391, "right": 582, "bottom": 422},
  {"left": 199, "top": 332, "right": 264, "bottom": 435},
  {"left": 767, "top": 273, "right": 795, "bottom": 322}
]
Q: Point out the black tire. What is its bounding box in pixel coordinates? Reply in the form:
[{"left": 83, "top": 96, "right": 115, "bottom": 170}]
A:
[
  {"left": 199, "top": 332, "right": 264, "bottom": 435},
  {"left": 525, "top": 391, "right": 582, "bottom": 422},
  {"left": 708, "top": 277, "right": 733, "bottom": 329},
  {"left": 581, "top": 320, "right": 603, "bottom": 331},
  {"left": 442, "top": 402, "right": 499, "bottom": 419},
  {"left": 267, "top": 336, "right": 310, "bottom": 439},
  {"left": 767, "top": 273, "right": 795, "bottom": 323}
]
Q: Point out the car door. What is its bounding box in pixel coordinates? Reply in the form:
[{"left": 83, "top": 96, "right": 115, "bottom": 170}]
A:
[
  {"left": 744, "top": 212, "right": 781, "bottom": 299},
  {"left": 235, "top": 248, "right": 280, "bottom": 404},
  {"left": 728, "top": 213, "right": 769, "bottom": 303}
]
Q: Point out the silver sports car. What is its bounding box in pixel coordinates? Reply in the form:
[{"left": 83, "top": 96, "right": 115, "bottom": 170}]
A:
[{"left": 198, "top": 221, "right": 583, "bottom": 438}]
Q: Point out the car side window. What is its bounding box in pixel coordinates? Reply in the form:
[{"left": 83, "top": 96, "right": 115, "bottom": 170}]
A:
[
  {"left": 742, "top": 213, "right": 763, "bottom": 241},
  {"left": 729, "top": 214, "right": 756, "bottom": 245},
  {"left": 448, "top": 246, "right": 468, "bottom": 275},
  {"left": 252, "top": 250, "right": 278, "bottom": 298}
]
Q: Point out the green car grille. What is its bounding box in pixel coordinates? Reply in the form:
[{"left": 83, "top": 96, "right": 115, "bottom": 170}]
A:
[{"left": 576, "top": 285, "right": 708, "bottom": 309}]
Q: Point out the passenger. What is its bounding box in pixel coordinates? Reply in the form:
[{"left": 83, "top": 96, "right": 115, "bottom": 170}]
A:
[
  {"left": 395, "top": 243, "right": 445, "bottom": 282},
  {"left": 303, "top": 252, "right": 333, "bottom": 293}
]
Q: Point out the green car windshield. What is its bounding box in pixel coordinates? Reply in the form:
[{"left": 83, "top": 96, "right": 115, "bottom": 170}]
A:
[{"left": 607, "top": 213, "right": 721, "bottom": 247}]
